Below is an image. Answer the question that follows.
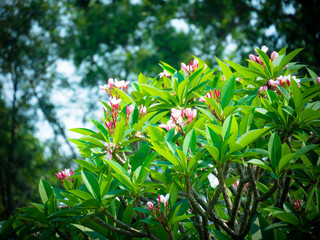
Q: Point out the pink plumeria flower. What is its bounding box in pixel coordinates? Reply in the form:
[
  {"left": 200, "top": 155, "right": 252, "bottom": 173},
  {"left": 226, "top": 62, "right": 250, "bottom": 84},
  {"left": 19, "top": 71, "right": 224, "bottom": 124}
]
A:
[
  {"left": 270, "top": 51, "right": 279, "bottom": 61},
  {"left": 159, "top": 194, "right": 170, "bottom": 206},
  {"left": 268, "top": 79, "right": 278, "bottom": 87},
  {"left": 126, "top": 105, "right": 134, "bottom": 117},
  {"left": 171, "top": 108, "right": 184, "bottom": 121},
  {"left": 146, "top": 201, "right": 154, "bottom": 210},
  {"left": 185, "top": 108, "right": 197, "bottom": 123},
  {"left": 159, "top": 120, "right": 175, "bottom": 131},
  {"left": 99, "top": 84, "right": 110, "bottom": 91},
  {"left": 249, "top": 54, "right": 256, "bottom": 62},
  {"left": 110, "top": 97, "right": 121, "bottom": 109},
  {"left": 138, "top": 104, "right": 147, "bottom": 117},
  {"left": 135, "top": 131, "right": 145, "bottom": 138},
  {"left": 159, "top": 69, "right": 171, "bottom": 78},
  {"left": 258, "top": 86, "right": 268, "bottom": 97},
  {"left": 55, "top": 169, "right": 74, "bottom": 181},
  {"left": 208, "top": 173, "right": 219, "bottom": 189}
]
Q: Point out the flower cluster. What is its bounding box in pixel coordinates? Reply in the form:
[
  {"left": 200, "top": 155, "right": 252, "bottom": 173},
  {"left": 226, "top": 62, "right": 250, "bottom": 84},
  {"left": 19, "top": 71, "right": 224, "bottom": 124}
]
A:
[
  {"left": 99, "top": 78, "right": 130, "bottom": 97},
  {"left": 104, "top": 97, "right": 122, "bottom": 135},
  {"left": 146, "top": 194, "right": 170, "bottom": 225},
  {"left": 199, "top": 89, "right": 220, "bottom": 103},
  {"left": 249, "top": 46, "right": 279, "bottom": 67},
  {"left": 292, "top": 199, "right": 302, "bottom": 212},
  {"left": 258, "top": 86, "right": 268, "bottom": 98},
  {"left": 268, "top": 75, "right": 301, "bottom": 88},
  {"left": 159, "top": 107, "right": 197, "bottom": 134},
  {"left": 181, "top": 59, "right": 200, "bottom": 75},
  {"left": 138, "top": 104, "right": 147, "bottom": 118},
  {"left": 55, "top": 169, "right": 74, "bottom": 182}
]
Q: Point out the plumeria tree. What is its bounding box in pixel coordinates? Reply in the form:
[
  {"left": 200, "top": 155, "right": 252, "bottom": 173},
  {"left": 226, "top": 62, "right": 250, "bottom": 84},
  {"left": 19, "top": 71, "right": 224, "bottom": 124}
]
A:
[{"left": 1, "top": 46, "right": 320, "bottom": 240}]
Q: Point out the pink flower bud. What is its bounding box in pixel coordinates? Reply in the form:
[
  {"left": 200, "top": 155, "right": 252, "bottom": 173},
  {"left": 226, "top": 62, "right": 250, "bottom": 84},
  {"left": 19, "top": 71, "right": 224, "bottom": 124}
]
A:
[
  {"left": 126, "top": 105, "right": 134, "bottom": 117},
  {"left": 55, "top": 169, "right": 74, "bottom": 181},
  {"left": 249, "top": 54, "right": 256, "bottom": 62},
  {"left": 270, "top": 51, "right": 279, "bottom": 61},
  {"left": 146, "top": 201, "right": 153, "bottom": 210},
  {"left": 316, "top": 77, "right": 320, "bottom": 84}
]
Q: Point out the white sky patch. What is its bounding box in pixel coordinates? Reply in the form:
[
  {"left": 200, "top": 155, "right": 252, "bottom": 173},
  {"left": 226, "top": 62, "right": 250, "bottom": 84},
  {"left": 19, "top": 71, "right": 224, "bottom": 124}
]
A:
[
  {"left": 56, "top": 60, "right": 76, "bottom": 77},
  {"left": 170, "top": 19, "right": 189, "bottom": 33},
  {"left": 265, "top": 25, "right": 276, "bottom": 36}
]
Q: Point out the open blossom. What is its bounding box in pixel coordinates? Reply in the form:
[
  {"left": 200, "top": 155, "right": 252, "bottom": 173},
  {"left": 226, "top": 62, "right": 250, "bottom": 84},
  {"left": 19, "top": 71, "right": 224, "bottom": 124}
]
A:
[
  {"left": 270, "top": 51, "right": 279, "bottom": 61},
  {"left": 171, "top": 108, "right": 184, "bottom": 121},
  {"left": 55, "top": 169, "right": 74, "bottom": 181},
  {"left": 159, "top": 69, "right": 171, "bottom": 78},
  {"left": 159, "top": 119, "right": 175, "bottom": 131},
  {"left": 185, "top": 108, "right": 197, "bottom": 123},
  {"left": 159, "top": 193, "right": 170, "bottom": 206},
  {"left": 110, "top": 97, "right": 121, "bottom": 109},
  {"left": 208, "top": 173, "right": 219, "bottom": 189},
  {"left": 135, "top": 131, "right": 145, "bottom": 138},
  {"left": 181, "top": 59, "right": 199, "bottom": 75}
]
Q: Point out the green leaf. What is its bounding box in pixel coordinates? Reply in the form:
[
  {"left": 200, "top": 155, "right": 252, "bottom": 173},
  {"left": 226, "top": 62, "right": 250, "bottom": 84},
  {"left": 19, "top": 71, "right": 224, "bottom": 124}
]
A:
[
  {"left": 69, "top": 128, "right": 96, "bottom": 136},
  {"left": 236, "top": 128, "right": 270, "bottom": 149},
  {"left": 152, "top": 144, "right": 180, "bottom": 166},
  {"left": 171, "top": 214, "right": 194, "bottom": 225},
  {"left": 80, "top": 136, "right": 105, "bottom": 148},
  {"left": 306, "top": 181, "right": 319, "bottom": 211},
  {"left": 138, "top": 73, "right": 148, "bottom": 84},
  {"left": 256, "top": 49, "right": 273, "bottom": 76},
  {"left": 114, "top": 121, "right": 125, "bottom": 145},
  {"left": 39, "top": 179, "right": 53, "bottom": 204},
  {"left": 183, "top": 129, "right": 196, "bottom": 155},
  {"left": 177, "top": 79, "right": 189, "bottom": 104},
  {"left": 273, "top": 212, "right": 300, "bottom": 226},
  {"left": 148, "top": 124, "right": 165, "bottom": 143},
  {"left": 72, "top": 224, "right": 107, "bottom": 240},
  {"left": 159, "top": 61, "right": 176, "bottom": 75},
  {"left": 74, "top": 159, "right": 97, "bottom": 172},
  {"left": 291, "top": 77, "right": 303, "bottom": 113},
  {"left": 268, "top": 133, "right": 282, "bottom": 172},
  {"left": 112, "top": 173, "right": 136, "bottom": 193},
  {"left": 247, "top": 159, "right": 273, "bottom": 172},
  {"left": 68, "top": 190, "right": 93, "bottom": 200},
  {"left": 113, "top": 88, "right": 134, "bottom": 104},
  {"left": 139, "top": 84, "right": 170, "bottom": 103},
  {"left": 212, "top": 229, "right": 233, "bottom": 240},
  {"left": 206, "top": 125, "right": 221, "bottom": 150},
  {"left": 216, "top": 57, "right": 233, "bottom": 80},
  {"left": 91, "top": 119, "right": 109, "bottom": 142},
  {"left": 205, "top": 145, "right": 220, "bottom": 162},
  {"left": 277, "top": 48, "right": 304, "bottom": 74},
  {"left": 220, "top": 75, "right": 236, "bottom": 109},
  {"left": 81, "top": 171, "right": 101, "bottom": 201}
]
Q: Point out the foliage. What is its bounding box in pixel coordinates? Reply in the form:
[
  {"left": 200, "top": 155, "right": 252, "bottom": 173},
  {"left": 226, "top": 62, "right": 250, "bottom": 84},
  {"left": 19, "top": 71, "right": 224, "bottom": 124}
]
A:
[{"left": 2, "top": 46, "right": 320, "bottom": 239}]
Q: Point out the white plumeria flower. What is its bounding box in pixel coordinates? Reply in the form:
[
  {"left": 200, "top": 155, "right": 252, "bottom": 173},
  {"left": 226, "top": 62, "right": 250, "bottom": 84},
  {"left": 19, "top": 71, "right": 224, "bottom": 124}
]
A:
[
  {"left": 159, "top": 194, "right": 170, "bottom": 205},
  {"left": 171, "top": 108, "right": 183, "bottom": 120},
  {"left": 110, "top": 97, "right": 121, "bottom": 109},
  {"left": 261, "top": 46, "right": 268, "bottom": 53},
  {"left": 159, "top": 69, "right": 171, "bottom": 78},
  {"left": 208, "top": 173, "right": 219, "bottom": 189}
]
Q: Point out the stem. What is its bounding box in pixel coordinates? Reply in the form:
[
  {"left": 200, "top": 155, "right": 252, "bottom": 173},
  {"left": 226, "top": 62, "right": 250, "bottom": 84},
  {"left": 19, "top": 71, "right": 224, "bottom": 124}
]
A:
[
  {"left": 217, "top": 165, "right": 233, "bottom": 216},
  {"left": 92, "top": 216, "right": 150, "bottom": 238}
]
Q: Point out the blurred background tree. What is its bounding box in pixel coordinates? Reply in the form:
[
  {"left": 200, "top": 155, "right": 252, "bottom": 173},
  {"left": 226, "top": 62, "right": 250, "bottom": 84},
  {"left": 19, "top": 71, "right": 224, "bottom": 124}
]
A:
[{"left": 1, "top": 0, "right": 319, "bottom": 218}]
